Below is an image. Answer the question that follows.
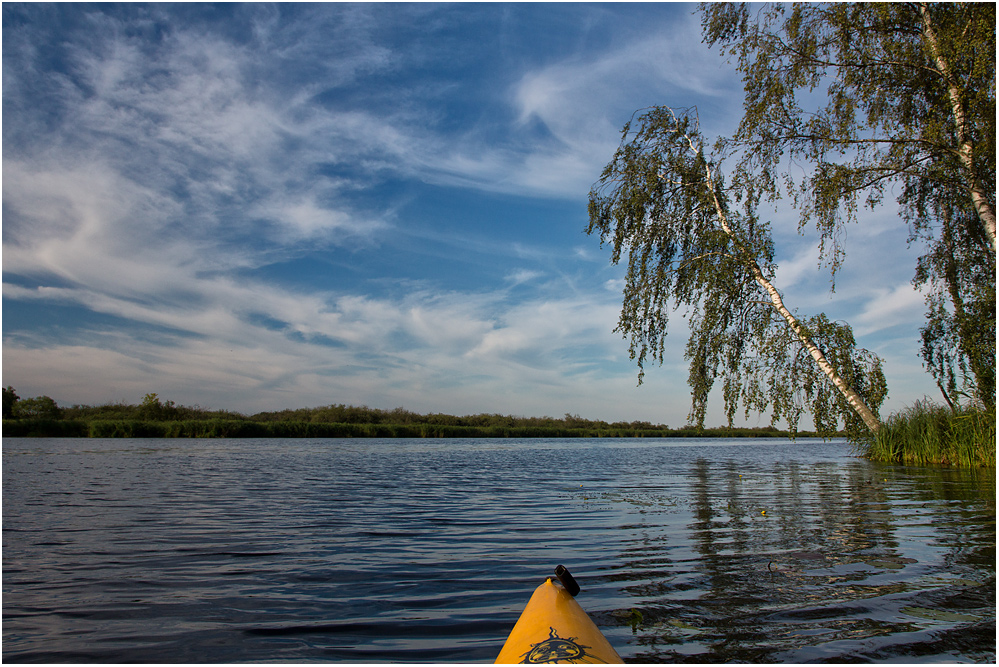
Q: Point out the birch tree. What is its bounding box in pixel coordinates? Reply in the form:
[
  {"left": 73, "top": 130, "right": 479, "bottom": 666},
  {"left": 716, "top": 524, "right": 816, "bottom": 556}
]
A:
[
  {"left": 700, "top": 2, "right": 996, "bottom": 405},
  {"left": 587, "top": 107, "right": 887, "bottom": 437}
]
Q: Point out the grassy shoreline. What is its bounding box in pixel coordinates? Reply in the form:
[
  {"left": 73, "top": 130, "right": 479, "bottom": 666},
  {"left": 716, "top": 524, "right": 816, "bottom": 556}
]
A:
[
  {"left": 6, "top": 394, "right": 992, "bottom": 469},
  {"left": 857, "top": 401, "right": 996, "bottom": 468}
]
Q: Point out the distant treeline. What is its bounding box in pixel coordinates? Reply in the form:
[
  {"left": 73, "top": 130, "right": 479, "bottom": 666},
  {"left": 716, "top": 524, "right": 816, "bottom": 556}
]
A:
[
  {"left": 1, "top": 419, "right": 807, "bottom": 439},
  {"left": 1, "top": 389, "right": 824, "bottom": 439}
]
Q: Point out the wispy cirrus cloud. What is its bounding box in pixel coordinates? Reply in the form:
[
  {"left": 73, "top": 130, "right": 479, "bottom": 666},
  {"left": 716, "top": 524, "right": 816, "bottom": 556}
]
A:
[
  {"left": 3, "top": 6, "right": 407, "bottom": 250},
  {"left": 2, "top": 272, "right": 670, "bottom": 417},
  {"left": 3, "top": 3, "right": 938, "bottom": 423}
]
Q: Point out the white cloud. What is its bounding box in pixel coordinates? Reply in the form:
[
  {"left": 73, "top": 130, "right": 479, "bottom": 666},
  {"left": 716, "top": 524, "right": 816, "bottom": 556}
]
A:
[
  {"left": 497, "top": 16, "right": 739, "bottom": 196},
  {"left": 253, "top": 196, "right": 388, "bottom": 241},
  {"left": 4, "top": 19, "right": 392, "bottom": 256},
  {"left": 604, "top": 278, "right": 626, "bottom": 293},
  {"left": 2, "top": 5, "right": 941, "bottom": 426},
  {"left": 3, "top": 274, "right": 666, "bottom": 419},
  {"left": 286, "top": 11, "right": 742, "bottom": 200},
  {"left": 853, "top": 283, "right": 928, "bottom": 337},
  {"left": 774, "top": 246, "right": 823, "bottom": 287},
  {"left": 505, "top": 269, "right": 544, "bottom": 285}
]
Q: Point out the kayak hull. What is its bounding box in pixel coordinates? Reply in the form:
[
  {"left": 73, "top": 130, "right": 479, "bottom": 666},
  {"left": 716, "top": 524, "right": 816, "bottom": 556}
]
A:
[{"left": 495, "top": 578, "right": 622, "bottom": 664}]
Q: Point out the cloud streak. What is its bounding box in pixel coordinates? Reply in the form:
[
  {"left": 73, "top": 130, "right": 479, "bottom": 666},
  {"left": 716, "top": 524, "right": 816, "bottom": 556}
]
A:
[{"left": 2, "top": 4, "right": 939, "bottom": 423}]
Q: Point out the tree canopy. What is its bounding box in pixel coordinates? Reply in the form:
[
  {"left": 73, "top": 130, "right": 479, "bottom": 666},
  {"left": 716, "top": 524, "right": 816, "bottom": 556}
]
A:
[
  {"left": 3, "top": 386, "right": 20, "bottom": 419},
  {"left": 700, "top": 2, "right": 996, "bottom": 405},
  {"left": 587, "top": 107, "right": 886, "bottom": 438},
  {"left": 6, "top": 394, "right": 63, "bottom": 420}
]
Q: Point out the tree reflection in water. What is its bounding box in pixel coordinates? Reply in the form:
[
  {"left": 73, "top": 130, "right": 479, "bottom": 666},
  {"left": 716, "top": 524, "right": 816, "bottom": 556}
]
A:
[{"left": 604, "top": 457, "right": 995, "bottom": 662}]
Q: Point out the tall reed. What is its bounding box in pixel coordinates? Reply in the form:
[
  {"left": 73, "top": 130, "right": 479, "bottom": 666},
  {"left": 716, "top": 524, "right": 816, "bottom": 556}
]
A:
[{"left": 861, "top": 400, "right": 996, "bottom": 467}]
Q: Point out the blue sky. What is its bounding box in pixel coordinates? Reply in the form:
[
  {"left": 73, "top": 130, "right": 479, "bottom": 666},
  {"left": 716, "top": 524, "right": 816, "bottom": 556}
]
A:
[{"left": 3, "top": 3, "right": 937, "bottom": 426}]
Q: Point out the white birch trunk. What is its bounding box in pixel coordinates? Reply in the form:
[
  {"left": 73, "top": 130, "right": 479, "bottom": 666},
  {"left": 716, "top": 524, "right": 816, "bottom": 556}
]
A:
[
  {"left": 919, "top": 3, "right": 998, "bottom": 255},
  {"left": 696, "top": 156, "right": 883, "bottom": 433}
]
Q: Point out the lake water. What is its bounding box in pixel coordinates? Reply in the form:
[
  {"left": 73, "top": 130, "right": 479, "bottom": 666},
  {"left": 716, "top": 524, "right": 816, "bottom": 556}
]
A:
[{"left": 2, "top": 437, "right": 995, "bottom": 663}]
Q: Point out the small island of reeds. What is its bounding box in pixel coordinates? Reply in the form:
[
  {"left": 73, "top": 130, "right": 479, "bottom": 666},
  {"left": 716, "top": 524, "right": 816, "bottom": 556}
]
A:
[{"left": 857, "top": 400, "right": 995, "bottom": 468}]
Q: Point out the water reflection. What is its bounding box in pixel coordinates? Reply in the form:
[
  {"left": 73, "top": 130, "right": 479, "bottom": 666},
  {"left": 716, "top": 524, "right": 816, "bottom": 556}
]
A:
[
  {"left": 3, "top": 438, "right": 993, "bottom": 663},
  {"left": 609, "top": 455, "right": 995, "bottom": 662}
]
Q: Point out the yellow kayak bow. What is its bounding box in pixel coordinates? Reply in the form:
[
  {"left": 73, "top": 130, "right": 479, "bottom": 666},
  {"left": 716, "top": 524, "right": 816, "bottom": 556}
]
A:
[{"left": 496, "top": 566, "right": 622, "bottom": 664}]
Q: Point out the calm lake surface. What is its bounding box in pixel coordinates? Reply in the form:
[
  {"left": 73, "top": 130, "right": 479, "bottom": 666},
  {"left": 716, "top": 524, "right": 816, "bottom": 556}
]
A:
[{"left": 3, "top": 437, "right": 995, "bottom": 663}]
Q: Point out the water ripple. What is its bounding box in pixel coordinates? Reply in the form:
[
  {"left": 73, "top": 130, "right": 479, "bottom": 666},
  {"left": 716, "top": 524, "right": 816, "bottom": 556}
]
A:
[{"left": 3, "top": 437, "right": 994, "bottom": 662}]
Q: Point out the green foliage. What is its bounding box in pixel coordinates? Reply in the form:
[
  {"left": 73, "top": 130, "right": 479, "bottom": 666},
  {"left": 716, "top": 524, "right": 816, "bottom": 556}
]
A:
[
  {"left": 60, "top": 401, "right": 140, "bottom": 421},
  {"left": 587, "top": 106, "right": 885, "bottom": 438},
  {"left": 137, "top": 393, "right": 181, "bottom": 421},
  {"left": 13, "top": 395, "right": 62, "bottom": 420},
  {"left": 915, "top": 206, "right": 996, "bottom": 406},
  {"left": 859, "top": 400, "right": 996, "bottom": 468},
  {"left": 2, "top": 394, "right": 834, "bottom": 439},
  {"left": 62, "top": 397, "right": 243, "bottom": 422},
  {"left": 700, "top": 2, "right": 996, "bottom": 405},
  {"left": 4, "top": 388, "right": 842, "bottom": 440},
  {"left": 2, "top": 388, "right": 64, "bottom": 420},
  {"left": 3, "top": 386, "right": 20, "bottom": 419},
  {"left": 738, "top": 313, "right": 887, "bottom": 437}
]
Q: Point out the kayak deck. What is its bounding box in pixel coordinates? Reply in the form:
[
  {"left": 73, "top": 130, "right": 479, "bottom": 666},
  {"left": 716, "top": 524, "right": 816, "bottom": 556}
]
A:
[{"left": 495, "top": 576, "right": 622, "bottom": 664}]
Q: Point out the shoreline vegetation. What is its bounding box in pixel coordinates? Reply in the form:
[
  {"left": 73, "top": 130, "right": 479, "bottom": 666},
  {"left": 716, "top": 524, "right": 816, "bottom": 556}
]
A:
[
  {"left": 858, "top": 400, "right": 996, "bottom": 469},
  {"left": 1, "top": 418, "right": 813, "bottom": 440},
  {"left": 3, "top": 390, "right": 994, "bottom": 468},
  {"left": 2, "top": 391, "right": 829, "bottom": 440}
]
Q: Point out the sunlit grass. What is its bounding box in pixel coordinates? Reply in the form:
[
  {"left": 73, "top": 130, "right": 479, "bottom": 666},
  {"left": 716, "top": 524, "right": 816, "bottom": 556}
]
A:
[{"left": 860, "top": 400, "right": 996, "bottom": 468}]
